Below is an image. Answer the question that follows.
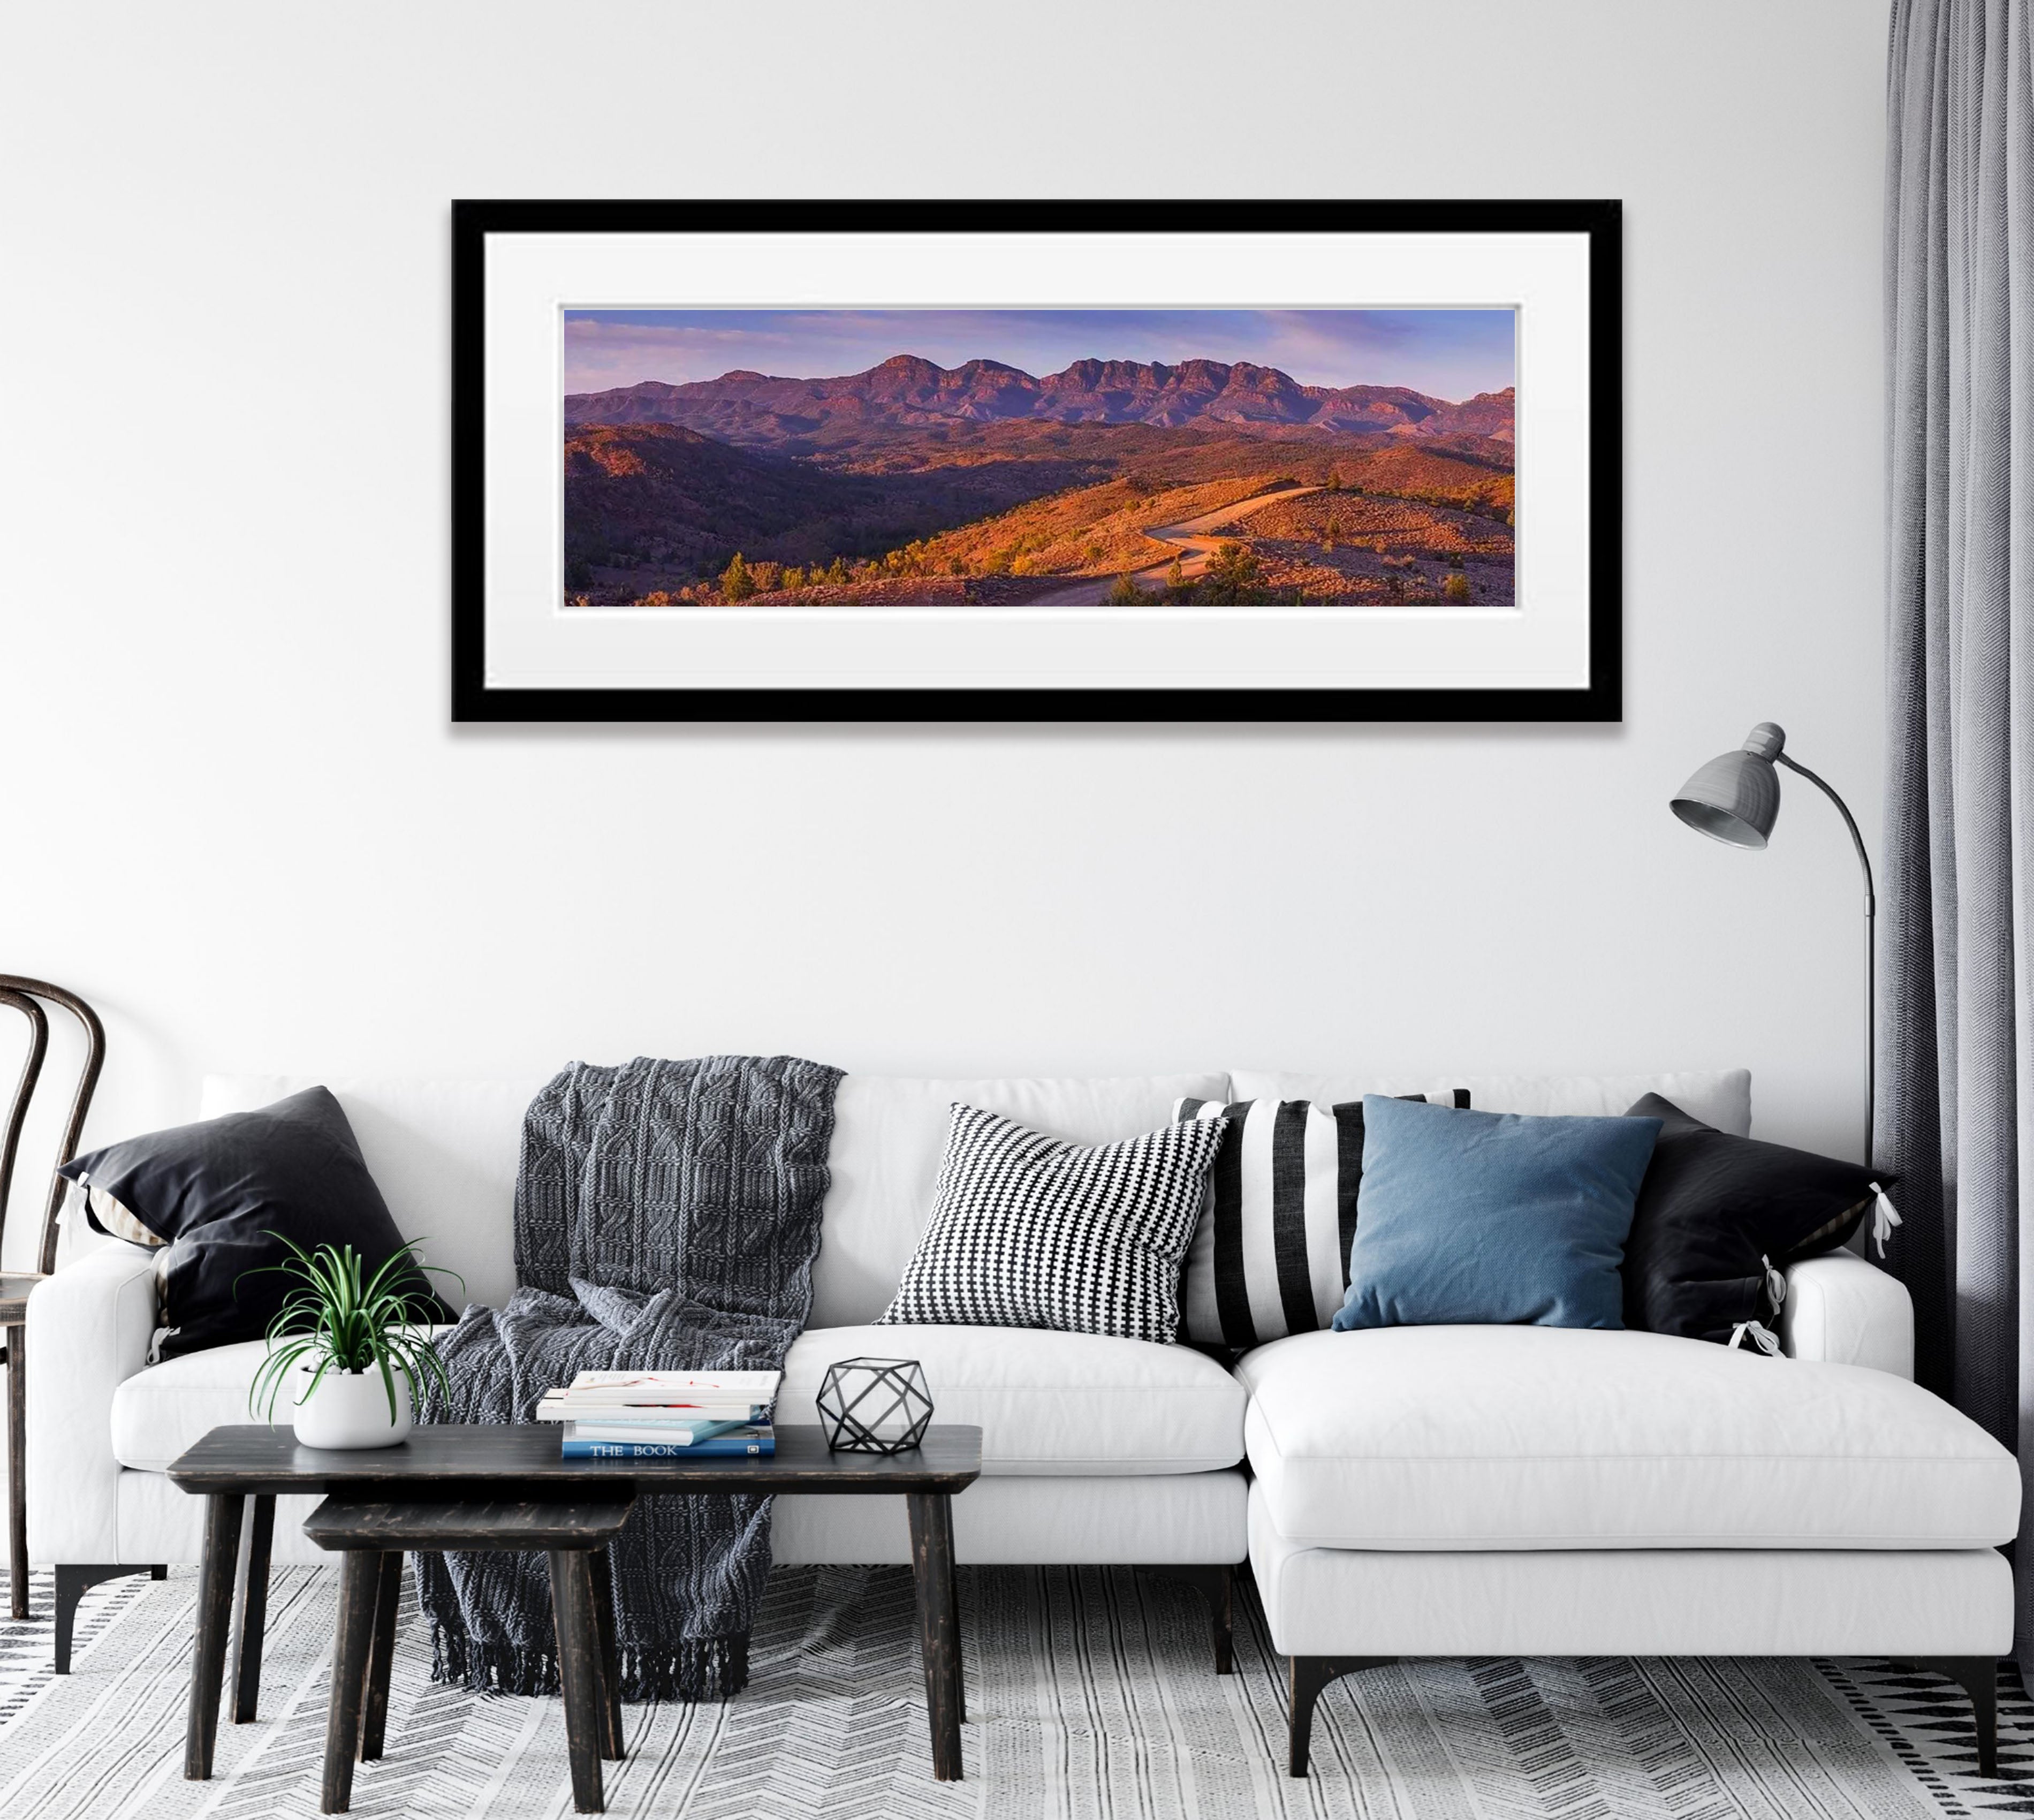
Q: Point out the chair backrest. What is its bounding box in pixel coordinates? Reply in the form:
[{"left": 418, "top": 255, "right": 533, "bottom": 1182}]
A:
[{"left": 0, "top": 976, "right": 105, "bottom": 1276}]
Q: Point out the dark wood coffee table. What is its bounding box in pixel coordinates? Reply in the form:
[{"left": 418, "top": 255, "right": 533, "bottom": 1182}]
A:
[{"left": 167, "top": 1423, "right": 982, "bottom": 1796}]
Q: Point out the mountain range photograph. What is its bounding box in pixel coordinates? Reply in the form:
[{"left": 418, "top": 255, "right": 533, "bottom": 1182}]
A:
[{"left": 560, "top": 308, "right": 1517, "bottom": 608}]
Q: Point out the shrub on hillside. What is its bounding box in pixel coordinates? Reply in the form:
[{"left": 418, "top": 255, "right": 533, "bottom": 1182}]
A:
[{"left": 1199, "top": 541, "right": 1264, "bottom": 605}]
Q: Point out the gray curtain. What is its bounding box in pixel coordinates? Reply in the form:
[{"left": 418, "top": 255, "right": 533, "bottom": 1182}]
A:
[{"left": 1882, "top": 0, "right": 2034, "bottom": 1657}]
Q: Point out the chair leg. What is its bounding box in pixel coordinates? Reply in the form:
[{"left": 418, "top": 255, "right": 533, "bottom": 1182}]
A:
[
  {"left": 1135, "top": 1564, "right": 1236, "bottom": 1674},
  {"left": 7, "top": 1323, "right": 26, "bottom": 1620},
  {"left": 1909, "top": 1657, "right": 2000, "bottom": 1778},
  {"left": 1288, "top": 1656, "right": 1397, "bottom": 1778}
]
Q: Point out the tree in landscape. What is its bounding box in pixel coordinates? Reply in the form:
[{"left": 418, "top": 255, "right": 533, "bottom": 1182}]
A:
[
  {"left": 752, "top": 560, "right": 782, "bottom": 594},
  {"left": 1443, "top": 573, "right": 1473, "bottom": 603},
  {"left": 1323, "top": 513, "right": 1343, "bottom": 552},
  {"left": 1199, "top": 541, "right": 1262, "bottom": 604},
  {"left": 826, "top": 556, "right": 850, "bottom": 585},
  {"left": 1105, "top": 572, "right": 1148, "bottom": 605},
  {"left": 720, "top": 552, "right": 755, "bottom": 602}
]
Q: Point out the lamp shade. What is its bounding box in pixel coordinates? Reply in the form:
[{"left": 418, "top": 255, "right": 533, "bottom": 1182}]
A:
[{"left": 1670, "top": 722, "right": 1785, "bottom": 848}]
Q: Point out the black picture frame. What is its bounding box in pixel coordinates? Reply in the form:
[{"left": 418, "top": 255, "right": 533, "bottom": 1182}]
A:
[{"left": 452, "top": 199, "right": 1620, "bottom": 724}]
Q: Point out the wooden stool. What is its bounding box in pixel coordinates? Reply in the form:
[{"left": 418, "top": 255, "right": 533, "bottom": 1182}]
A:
[{"left": 302, "top": 1495, "right": 632, "bottom": 1815}]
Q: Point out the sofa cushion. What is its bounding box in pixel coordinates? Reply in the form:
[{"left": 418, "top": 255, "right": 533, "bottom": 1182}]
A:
[
  {"left": 875, "top": 1105, "right": 1223, "bottom": 1342},
  {"left": 203, "top": 1075, "right": 544, "bottom": 1310},
  {"left": 112, "top": 1338, "right": 279, "bottom": 1471},
  {"left": 1172, "top": 1091, "right": 1467, "bottom": 1350},
  {"left": 112, "top": 1321, "right": 1248, "bottom": 1478},
  {"left": 1239, "top": 1325, "right": 2020, "bottom": 1549},
  {"left": 780, "top": 1325, "right": 1245, "bottom": 1475},
  {"left": 812, "top": 1074, "right": 1228, "bottom": 1327},
  {"left": 202, "top": 1071, "right": 1231, "bottom": 1330},
  {"left": 1622, "top": 1092, "right": 1888, "bottom": 1345},
  {"left": 65, "top": 1087, "right": 453, "bottom": 1360},
  {"left": 1231, "top": 1070, "right": 1752, "bottom": 1136},
  {"left": 1333, "top": 1097, "right": 1661, "bottom": 1332}
]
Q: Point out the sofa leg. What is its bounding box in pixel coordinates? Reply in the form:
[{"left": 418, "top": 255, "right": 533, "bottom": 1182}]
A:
[
  {"left": 54, "top": 1564, "right": 156, "bottom": 1673},
  {"left": 1906, "top": 1657, "right": 2000, "bottom": 1778},
  {"left": 1135, "top": 1565, "right": 1235, "bottom": 1674},
  {"left": 1288, "top": 1656, "right": 1396, "bottom": 1777}
]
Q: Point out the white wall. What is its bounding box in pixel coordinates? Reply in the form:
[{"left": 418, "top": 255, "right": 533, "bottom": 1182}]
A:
[{"left": 0, "top": 1, "right": 1889, "bottom": 1267}]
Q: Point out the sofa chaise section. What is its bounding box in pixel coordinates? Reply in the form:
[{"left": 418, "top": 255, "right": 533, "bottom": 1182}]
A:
[{"left": 1241, "top": 1306, "right": 2020, "bottom": 1774}]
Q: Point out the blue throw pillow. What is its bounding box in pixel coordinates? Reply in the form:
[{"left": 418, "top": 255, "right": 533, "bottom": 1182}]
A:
[{"left": 1331, "top": 1096, "right": 1663, "bottom": 1332}]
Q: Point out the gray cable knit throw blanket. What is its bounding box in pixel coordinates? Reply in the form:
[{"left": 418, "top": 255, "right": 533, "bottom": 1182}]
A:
[{"left": 416, "top": 1054, "right": 842, "bottom": 1701}]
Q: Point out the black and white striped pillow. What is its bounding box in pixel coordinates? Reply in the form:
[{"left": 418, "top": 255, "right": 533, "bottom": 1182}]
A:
[
  {"left": 1173, "top": 1091, "right": 1470, "bottom": 1350},
  {"left": 877, "top": 1103, "right": 1229, "bottom": 1343}
]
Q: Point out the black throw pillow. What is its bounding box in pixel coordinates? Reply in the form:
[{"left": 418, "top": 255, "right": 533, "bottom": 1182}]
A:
[
  {"left": 59, "top": 1086, "right": 452, "bottom": 1359},
  {"left": 1620, "top": 1092, "right": 1893, "bottom": 1348}
]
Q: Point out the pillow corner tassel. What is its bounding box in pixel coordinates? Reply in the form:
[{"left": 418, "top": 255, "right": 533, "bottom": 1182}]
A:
[{"left": 1869, "top": 1182, "right": 1902, "bottom": 1258}]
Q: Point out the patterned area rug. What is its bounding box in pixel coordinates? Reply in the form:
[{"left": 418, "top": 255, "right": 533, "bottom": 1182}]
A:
[{"left": 0, "top": 1563, "right": 2028, "bottom": 1819}]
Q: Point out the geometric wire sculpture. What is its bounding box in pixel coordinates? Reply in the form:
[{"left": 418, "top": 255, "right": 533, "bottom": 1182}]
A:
[{"left": 816, "top": 1356, "right": 934, "bottom": 1455}]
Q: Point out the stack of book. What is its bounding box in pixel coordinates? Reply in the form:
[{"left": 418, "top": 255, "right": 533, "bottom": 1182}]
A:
[{"left": 537, "top": 1369, "right": 780, "bottom": 1458}]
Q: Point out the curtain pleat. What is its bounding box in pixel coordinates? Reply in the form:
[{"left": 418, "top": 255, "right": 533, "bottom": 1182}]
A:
[{"left": 1883, "top": 0, "right": 2034, "bottom": 1660}]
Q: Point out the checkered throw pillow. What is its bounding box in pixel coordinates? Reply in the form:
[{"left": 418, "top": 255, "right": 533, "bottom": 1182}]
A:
[{"left": 876, "top": 1103, "right": 1229, "bottom": 1342}]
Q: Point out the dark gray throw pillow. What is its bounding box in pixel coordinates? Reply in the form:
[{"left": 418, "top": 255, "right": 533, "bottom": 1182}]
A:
[
  {"left": 59, "top": 1087, "right": 452, "bottom": 1359},
  {"left": 1620, "top": 1092, "right": 1891, "bottom": 1348}
]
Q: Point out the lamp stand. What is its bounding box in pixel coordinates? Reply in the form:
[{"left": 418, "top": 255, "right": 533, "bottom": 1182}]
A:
[{"left": 1774, "top": 753, "right": 1877, "bottom": 1168}]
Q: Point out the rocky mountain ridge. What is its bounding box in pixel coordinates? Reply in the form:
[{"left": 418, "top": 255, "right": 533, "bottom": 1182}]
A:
[{"left": 566, "top": 353, "right": 1515, "bottom": 443}]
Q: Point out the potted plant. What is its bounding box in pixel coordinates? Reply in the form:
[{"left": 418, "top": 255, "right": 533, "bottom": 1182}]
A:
[{"left": 245, "top": 1237, "right": 462, "bottom": 1450}]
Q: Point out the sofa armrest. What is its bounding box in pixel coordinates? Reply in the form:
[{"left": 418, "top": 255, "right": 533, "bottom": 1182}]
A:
[
  {"left": 1779, "top": 1249, "right": 1914, "bottom": 1378},
  {"left": 25, "top": 1241, "right": 158, "bottom": 1563}
]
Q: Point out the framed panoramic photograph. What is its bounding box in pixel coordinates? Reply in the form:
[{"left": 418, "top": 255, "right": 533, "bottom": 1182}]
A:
[{"left": 452, "top": 199, "right": 1619, "bottom": 723}]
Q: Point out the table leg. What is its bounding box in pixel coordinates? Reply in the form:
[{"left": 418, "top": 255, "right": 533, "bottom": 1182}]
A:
[
  {"left": 947, "top": 1537, "right": 964, "bottom": 1724},
  {"left": 548, "top": 1550, "right": 606, "bottom": 1814},
  {"left": 230, "top": 1495, "right": 276, "bottom": 1722},
  {"left": 320, "top": 1551, "right": 381, "bottom": 1813},
  {"left": 359, "top": 1552, "right": 403, "bottom": 1762},
  {"left": 906, "top": 1491, "right": 963, "bottom": 1781},
  {"left": 185, "top": 1492, "right": 244, "bottom": 1779},
  {"left": 588, "top": 1544, "right": 625, "bottom": 1760}
]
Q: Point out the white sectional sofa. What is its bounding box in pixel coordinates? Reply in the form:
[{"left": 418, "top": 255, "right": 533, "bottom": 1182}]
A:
[{"left": 24, "top": 1065, "right": 2017, "bottom": 1776}]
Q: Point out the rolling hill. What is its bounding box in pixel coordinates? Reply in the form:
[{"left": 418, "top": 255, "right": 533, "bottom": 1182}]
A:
[{"left": 562, "top": 356, "right": 1516, "bottom": 604}]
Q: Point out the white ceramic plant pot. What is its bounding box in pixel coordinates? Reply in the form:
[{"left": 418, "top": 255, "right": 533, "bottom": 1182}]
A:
[{"left": 290, "top": 1361, "right": 414, "bottom": 1450}]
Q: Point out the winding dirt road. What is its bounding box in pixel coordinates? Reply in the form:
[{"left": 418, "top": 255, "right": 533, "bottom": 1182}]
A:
[{"left": 1027, "top": 484, "right": 1320, "bottom": 606}]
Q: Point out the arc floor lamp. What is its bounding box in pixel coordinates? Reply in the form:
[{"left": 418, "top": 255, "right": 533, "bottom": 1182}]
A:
[{"left": 1669, "top": 722, "right": 1877, "bottom": 1166}]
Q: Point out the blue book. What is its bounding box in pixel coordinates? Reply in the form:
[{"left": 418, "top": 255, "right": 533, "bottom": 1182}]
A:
[{"left": 560, "top": 1435, "right": 775, "bottom": 1459}]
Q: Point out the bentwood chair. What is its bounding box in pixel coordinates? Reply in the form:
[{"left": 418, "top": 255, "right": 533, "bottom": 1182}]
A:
[{"left": 0, "top": 976, "right": 105, "bottom": 1620}]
